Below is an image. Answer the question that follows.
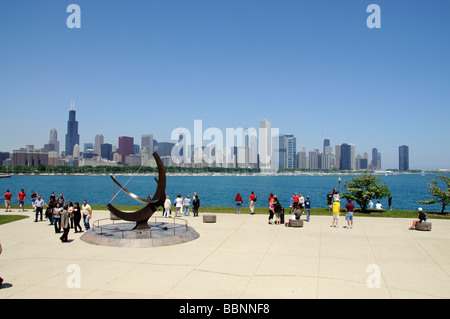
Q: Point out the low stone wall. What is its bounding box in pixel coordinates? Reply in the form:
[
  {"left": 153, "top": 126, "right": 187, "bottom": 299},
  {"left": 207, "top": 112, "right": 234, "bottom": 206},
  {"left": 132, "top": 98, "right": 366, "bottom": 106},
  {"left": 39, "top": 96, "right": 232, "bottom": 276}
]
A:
[{"left": 203, "top": 214, "right": 217, "bottom": 223}]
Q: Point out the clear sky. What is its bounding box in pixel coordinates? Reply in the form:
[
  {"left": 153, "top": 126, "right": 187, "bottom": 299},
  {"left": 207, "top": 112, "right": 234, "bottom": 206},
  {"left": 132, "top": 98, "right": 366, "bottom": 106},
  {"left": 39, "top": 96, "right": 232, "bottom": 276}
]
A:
[{"left": 0, "top": 0, "right": 449, "bottom": 170}]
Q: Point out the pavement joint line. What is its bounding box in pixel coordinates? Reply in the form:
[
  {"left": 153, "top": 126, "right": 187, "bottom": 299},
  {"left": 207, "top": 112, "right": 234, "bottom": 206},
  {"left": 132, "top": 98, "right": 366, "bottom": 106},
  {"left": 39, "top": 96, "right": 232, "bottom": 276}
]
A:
[
  {"left": 405, "top": 224, "right": 450, "bottom": 278},
  {"left": 162, "top": 213, "right": 250, "bottom": 298},
  {"left": 359, "top": 218, "right": 394, "bottom": 298}
]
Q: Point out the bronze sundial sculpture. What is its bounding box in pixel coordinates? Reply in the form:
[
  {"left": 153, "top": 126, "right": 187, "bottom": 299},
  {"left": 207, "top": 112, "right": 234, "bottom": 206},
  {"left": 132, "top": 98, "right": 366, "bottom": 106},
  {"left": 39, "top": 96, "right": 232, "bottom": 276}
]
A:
[{"left": 106, "top": 152, "right": 166, "bottom": 230}]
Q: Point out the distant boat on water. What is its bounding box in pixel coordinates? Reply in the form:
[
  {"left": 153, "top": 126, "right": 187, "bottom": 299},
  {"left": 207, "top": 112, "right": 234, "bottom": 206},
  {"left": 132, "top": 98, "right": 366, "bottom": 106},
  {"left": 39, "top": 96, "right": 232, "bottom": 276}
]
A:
[{"left": 0, "top": 174, "right": 11, "bottom": 178}]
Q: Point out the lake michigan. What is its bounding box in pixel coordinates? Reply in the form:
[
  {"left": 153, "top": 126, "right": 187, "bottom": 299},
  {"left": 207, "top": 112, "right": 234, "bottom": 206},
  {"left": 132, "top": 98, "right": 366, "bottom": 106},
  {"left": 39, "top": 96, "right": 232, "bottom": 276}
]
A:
[{"left": 1, "top": 173, "right": 449, "bottom": 212}]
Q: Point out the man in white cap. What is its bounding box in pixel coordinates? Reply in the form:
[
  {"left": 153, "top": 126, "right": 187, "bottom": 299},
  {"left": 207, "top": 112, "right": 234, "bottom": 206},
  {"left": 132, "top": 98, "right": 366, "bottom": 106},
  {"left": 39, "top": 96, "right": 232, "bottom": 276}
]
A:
[{"left": 409, "top": 207, "right": 427, "bottom": 230}]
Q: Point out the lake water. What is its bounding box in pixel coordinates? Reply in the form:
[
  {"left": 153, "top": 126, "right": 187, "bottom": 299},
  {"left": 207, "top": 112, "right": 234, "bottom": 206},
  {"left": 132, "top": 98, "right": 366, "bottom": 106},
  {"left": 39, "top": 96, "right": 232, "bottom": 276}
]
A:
[{"left": 1, "top": 173, "right": 448, "bottom": 212}]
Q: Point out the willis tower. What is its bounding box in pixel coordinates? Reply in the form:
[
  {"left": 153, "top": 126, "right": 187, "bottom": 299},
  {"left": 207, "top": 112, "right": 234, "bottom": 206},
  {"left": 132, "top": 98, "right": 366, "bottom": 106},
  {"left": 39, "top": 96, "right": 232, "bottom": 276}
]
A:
[{"left": 65, "top": 102, "right": 80, "bottom": 156}]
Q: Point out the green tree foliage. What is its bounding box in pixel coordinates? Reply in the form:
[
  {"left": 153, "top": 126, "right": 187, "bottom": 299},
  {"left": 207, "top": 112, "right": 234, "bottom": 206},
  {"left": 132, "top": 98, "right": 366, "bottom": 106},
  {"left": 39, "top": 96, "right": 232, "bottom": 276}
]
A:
[
  {"left": 419, "top": 175, "right": 450, "bottom": 213},
  {"left": 341, "top": 171, "right": 390, "bottom": 212}
]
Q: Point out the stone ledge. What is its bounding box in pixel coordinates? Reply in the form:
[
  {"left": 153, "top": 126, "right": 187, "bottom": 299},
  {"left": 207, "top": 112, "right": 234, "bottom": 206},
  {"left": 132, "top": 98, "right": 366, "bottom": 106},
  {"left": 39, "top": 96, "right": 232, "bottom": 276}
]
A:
[
  {"left": 289, "top": 219, "right": 303, "bottom": 227},
  {"left": 203, "top": 214, "right": 217, "bottom": 223},
  {"left": 416, "top": 222, "right": 432, "bottom": 231}
]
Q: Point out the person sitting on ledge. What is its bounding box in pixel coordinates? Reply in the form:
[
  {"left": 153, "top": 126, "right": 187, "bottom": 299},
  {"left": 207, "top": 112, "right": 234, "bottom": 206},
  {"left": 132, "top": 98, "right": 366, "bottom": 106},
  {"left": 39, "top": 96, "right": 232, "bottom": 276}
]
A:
[{"left": 409, "top": 207, "right": 427, "bottom": 230}]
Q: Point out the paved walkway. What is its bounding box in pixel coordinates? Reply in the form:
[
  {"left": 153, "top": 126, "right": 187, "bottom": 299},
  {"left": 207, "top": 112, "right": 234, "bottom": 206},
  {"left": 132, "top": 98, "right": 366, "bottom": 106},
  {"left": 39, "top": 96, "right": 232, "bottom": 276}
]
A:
[{"left": 1, "top": 209, "right": 449, "bottom": 299}]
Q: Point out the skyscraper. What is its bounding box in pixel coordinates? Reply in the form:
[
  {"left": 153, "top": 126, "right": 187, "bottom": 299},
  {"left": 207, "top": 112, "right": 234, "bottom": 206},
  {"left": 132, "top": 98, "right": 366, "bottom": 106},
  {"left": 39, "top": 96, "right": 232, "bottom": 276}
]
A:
[
  {"left": 141, "top": 134, "right": 154, "bottom": 155},
  {"left": 259, "top": 119, "right": 271, "bottom": 169},
  {"left": 118, "top": 136, "right": 134, "bottom": 162},
  {"left": 49, "top": 128, "right": 60, "bottom": 154},
  {"left": 399, "top": 145, "right": 409, "bottom": 171},
  {"left": 94, "top": 134, "right": 104, "bottom": 156},
  {"left": 65, "top": 103, "right": 80, "bottom": 156},
  {"left": 340, "top": 143, "right": 355, "bottom": 170},
  {"left": 323, "top": 138, "right": 330, "bottom": 154}
]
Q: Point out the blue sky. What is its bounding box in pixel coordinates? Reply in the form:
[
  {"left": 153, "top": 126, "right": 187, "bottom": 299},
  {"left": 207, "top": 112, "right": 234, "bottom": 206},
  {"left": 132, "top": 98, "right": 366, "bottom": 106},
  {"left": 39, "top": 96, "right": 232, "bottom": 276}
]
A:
[{"left": 0, "top": 0, "right": 449, "bottom": 170}]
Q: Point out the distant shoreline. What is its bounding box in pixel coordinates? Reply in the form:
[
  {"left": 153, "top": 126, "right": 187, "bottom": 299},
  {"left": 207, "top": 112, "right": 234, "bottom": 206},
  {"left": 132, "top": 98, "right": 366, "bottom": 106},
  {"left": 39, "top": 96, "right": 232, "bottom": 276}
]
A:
[{"left": 3, "top": 171, "right": 439, "bottom": 177}]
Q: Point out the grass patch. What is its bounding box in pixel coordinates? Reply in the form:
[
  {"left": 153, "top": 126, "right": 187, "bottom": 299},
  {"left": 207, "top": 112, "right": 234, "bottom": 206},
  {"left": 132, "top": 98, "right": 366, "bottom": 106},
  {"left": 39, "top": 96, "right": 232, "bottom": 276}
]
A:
[{"left": 0, "top": 214, "right": 29, "bottom": 225}]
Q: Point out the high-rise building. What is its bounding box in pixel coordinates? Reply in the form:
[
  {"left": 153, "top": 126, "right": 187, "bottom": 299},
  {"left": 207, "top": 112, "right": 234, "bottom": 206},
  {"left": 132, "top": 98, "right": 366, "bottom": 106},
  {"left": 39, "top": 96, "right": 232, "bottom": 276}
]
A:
[
  {"left": 340, "top": 143, "right": 355, "bottom": 170},
  {"left": 94, "top": 134, "right": 104, "bottom": 156},
  {"left": 399, "top": 145, "right": 409, "bottom": 171},
  {"left": 296, "top": 148, "right": 307, "bottom": 169},
  {"left": 141, "top": 134, "right": 154, "bottom": 155},
  {"left": 259, "top": 119, "right": 271, "bottom": 169},
  {"left": 323, "top": 138, "right": 330, "bottom": 154},
  {"left": 101, "top": 143, "right": 113, "bottom": 161},
  {"left": 118, "top": 136, "right": 134, "bottom": 162},
  {"left": 371, "top": 148, "right": 379, "bottom": 170},
  {"left": 285, "top": 134, "right": 297, "bottom": 169},
  {"left": 65, "top": 103, "right": 80, "bottom": 156},
  {"left": 48, "top": 128, "right": 60, "bottom": 155}
]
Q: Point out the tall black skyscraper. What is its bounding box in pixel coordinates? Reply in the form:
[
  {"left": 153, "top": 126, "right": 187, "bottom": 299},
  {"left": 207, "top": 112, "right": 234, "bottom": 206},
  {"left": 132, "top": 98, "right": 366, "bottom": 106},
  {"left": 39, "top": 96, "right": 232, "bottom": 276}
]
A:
[
  {"left": 399, "top": 145, "right": 409, "bottom": 171},
  {"left": 323, "top": 138, "right": 330, "bottom": 154},
  {"left": 65, "top": 103, "right": 80, "bottom": 156}
]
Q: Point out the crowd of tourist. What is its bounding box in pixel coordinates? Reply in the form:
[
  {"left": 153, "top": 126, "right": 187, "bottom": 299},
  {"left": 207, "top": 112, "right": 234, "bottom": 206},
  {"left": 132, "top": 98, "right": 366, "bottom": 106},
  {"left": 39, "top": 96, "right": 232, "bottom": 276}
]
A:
[
  {"left": 162, "top": 192, "right": 200, "bottom": 218},
  {"left": 3, "top": 189, "right": 93, "bottom": 242}
]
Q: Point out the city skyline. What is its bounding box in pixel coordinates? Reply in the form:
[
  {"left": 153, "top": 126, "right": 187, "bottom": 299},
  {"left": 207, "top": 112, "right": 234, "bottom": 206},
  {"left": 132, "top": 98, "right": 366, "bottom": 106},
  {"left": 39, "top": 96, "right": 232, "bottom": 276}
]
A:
[
  {"left": 1, "top": 1, "right": 449, "bottom": 170},
  {"left": 9, "top": 109, "right": 412, "bottom": 172}
]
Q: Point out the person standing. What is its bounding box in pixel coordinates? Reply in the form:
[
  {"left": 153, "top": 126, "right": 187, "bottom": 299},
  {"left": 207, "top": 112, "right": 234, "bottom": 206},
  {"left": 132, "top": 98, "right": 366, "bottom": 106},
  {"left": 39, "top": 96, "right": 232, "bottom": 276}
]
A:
[
  {"left": 268, "top": 196, "right": 275, "bottom": 224},
  {"left": 298, "top": 193, "right": 305, "bottom": 214},
  {"left": 34, "top": 195, "right": 45, "bottom": 222},
  {"left": 45, "top": 197, "right": 56, "bottom": 225},
  {"left": 292, "top": 193, "right": 299, "bottom": 213},
  {"left": 273, "top": 197, "right": 282, "bottom": 225},
  {"left": 235, "top": 192, "right": 243, "bottom": 214},
  {"left": 73, "top": 202, "right": 83, "bottom": 233},
  {"left": 193, "top": 194, "right": 200, "bottom": 217},
  {"left": 60, "top": 205, "right": 70, "bottom": 242},
  {"left": 327, "top": 191, "right": 333, "bottom": 211},
  {"left": 183, "top": 195, "right": 191, "bottom": 216},
  {"left": 4, "top": 190, "right": 12, "bottom": 212},
  {"left": 249, "top": 191, "right": 256, "bottom": 215},
  {"left": 331, "top": 199, "right": 340, "bottom": 228},
  {"left": 0, "top": 242, "right": 3, "bottom": 287},
  {"left": 388, "top": 194, "right": 392, "bottom": 210},
  {"left": 56, "top": 193, "right": 65, "bottom": 208},
  {"left": 31, "top": 190, "right": 37, "bottom": 211},
  {"left": 174, "top": 194, "right": 183, "bottom": 217},
  {"left": 344, "top": 199, "right": 355, "bottom": 229},
  {"left": 18, "top": 189, "right": 26, "bottom": 212},
  {"left": 67, "top": 202, "right": 74, "bottom": 229},
  {"left": 81, "top": 200, "right": 92, "bottom": 230},
  {"left": 304, "top": 196, "right": 311, "bottom": 222},
  {"left": 53, "top": 203, "right": 63, "bottom": 233},
  {"left": 163, "top": 196, "right": 171, "bottom": 218}
]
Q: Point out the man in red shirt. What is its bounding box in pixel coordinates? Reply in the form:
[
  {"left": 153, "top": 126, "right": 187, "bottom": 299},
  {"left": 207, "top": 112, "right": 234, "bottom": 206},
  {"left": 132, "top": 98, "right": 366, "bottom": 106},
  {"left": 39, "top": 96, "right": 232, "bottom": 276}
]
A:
[
  {"left": 4, "top": 190, "right": 12, "bottom": 212},
  {"left": 344, "top": 199, "right": 355, "bottom": 229},
  {"left": 249, "top": 191, "right": 256, "bottom": 215},
  {"left": 18, "top": 189, "right": 26, "bottom": 212}
]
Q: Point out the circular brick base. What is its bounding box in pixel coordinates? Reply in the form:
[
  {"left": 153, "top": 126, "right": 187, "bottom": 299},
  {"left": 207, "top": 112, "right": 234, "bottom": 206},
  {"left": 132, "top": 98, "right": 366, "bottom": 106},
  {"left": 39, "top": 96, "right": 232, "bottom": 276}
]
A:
[{"left": 81, "top": 221, "right": 200, "bottom": 248}]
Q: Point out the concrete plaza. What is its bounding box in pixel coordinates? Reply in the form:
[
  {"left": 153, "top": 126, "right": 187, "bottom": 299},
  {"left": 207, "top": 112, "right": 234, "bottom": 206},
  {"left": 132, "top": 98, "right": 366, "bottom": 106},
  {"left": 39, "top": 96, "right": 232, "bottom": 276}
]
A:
[{"left": 1, "top": 209, "right": 449, "bottom": 299}]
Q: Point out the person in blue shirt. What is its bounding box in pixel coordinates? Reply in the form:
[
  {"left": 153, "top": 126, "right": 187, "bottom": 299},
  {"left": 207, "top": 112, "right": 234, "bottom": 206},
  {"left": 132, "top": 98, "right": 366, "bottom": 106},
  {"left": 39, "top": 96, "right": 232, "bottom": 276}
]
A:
[{"left": 304, "top": 196, "right": 311, "bottom": 222}]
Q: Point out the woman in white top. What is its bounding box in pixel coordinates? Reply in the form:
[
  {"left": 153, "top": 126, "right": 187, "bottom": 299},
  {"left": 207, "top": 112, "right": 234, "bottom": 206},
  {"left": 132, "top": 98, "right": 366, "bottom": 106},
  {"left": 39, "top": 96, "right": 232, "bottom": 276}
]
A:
[
  {"left": 53, "top": 203, "right": 63, "bottom": 234},
  {"left": 174, "top": 194, "right": 183, "bottom": 217},
  {"left": 163, "top": 196, "right": 171, "bottom": 218}
]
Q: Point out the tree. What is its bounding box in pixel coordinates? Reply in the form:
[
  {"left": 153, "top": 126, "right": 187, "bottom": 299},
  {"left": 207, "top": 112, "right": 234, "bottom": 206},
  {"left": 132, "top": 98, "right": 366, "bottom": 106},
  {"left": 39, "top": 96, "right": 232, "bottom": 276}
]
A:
[
  {"left": 419, "top": 175, "right": 450, "bottom": 214},
  {"left": 341, "top": 171, "right": 390, "bottom": 212}
]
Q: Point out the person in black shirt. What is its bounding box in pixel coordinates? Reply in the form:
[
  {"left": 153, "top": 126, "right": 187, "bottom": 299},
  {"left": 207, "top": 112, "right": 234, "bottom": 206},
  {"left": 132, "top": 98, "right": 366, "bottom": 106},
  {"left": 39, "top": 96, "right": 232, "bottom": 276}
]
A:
[{"left": 409, "top": 208, "right": 427, "bottom": 230}]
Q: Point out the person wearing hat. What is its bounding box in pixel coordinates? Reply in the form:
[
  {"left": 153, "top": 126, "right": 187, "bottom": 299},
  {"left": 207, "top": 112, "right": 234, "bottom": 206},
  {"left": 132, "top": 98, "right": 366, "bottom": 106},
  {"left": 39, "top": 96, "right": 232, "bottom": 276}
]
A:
[
  {"left": 304, "top": 196, "right": 311, "bottom": 222},
  {"left": 409, "top": 208, "right": 427, "bottom": 230},
  {"left": 331, "top": 198, "right": 340, "bottom": 228}
]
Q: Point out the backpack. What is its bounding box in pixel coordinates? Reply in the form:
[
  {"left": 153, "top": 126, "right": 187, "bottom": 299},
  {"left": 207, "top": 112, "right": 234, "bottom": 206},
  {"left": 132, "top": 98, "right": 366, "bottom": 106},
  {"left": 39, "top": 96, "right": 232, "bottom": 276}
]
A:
[{"left": 253, "top": 195, "right": 257, "bottom": 202}]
